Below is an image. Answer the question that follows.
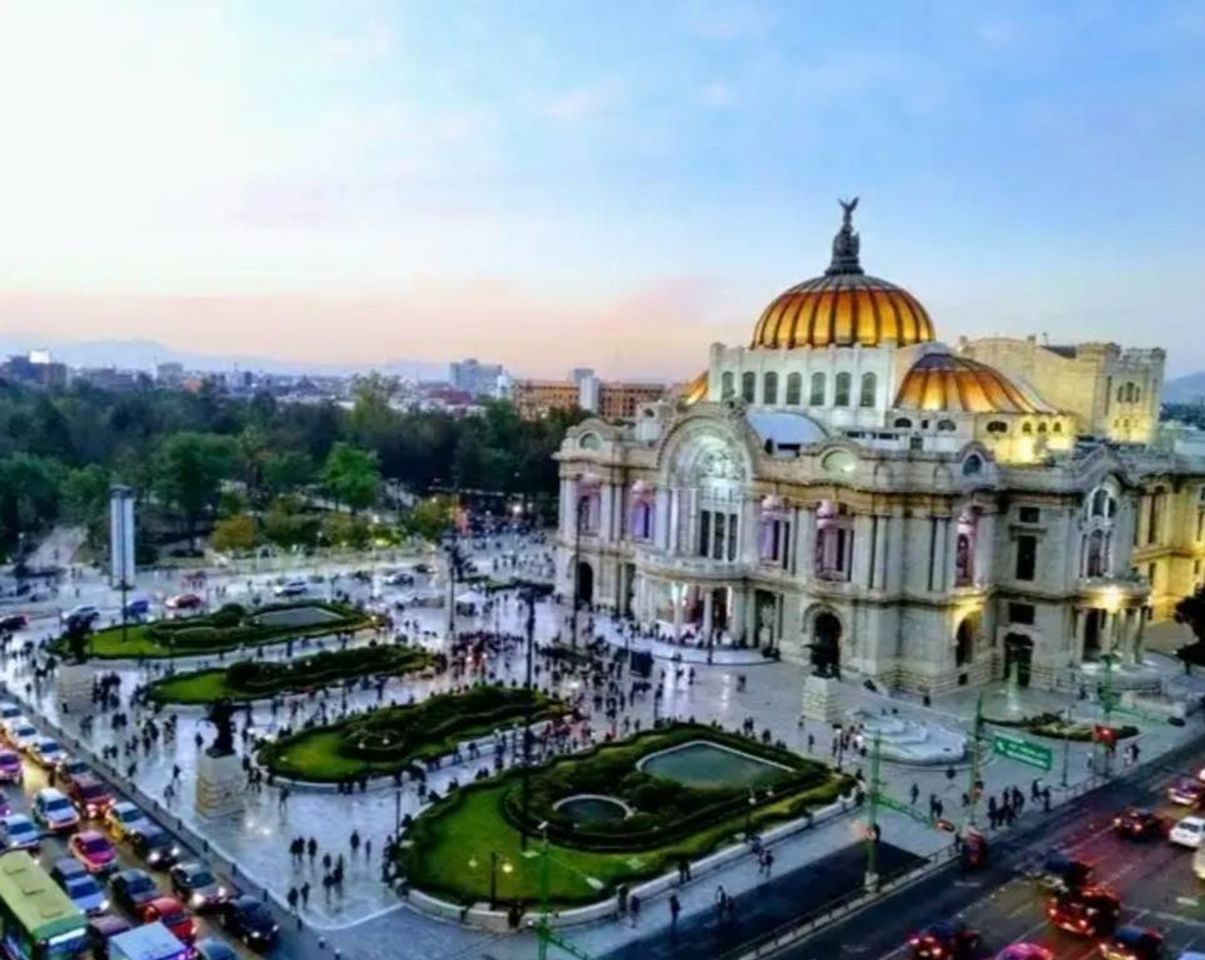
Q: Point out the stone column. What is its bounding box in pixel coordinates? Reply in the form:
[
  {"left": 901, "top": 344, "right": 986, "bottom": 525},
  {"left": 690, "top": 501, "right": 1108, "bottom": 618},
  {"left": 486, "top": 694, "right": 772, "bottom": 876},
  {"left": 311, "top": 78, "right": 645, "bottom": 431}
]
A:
[
  {"left": 654, "top": 488, "right": 670, "bottom": 551},
  {"left": 1135, "top": 606, "right": 1148, "bottom": 663},
  {"left": 672, "top": 584, "right": 684, "bottom": 639},
  {"left": 730, "top": 590, "right": 746, "bottom": 645},
  {"left": 851, "top": 514, "right": 874, "bottom": 588},
  {"left": 1071, "top": 607, "right": 1086, "bottom": 665},
  {"left": 797, "top": 507, "right": 817, "bottom": 581},
  {"left": 599, "top": 483, "right": 613, "bottom": 544},
  {"left": 702, "top": 589, "right": 714, "bottom": 637}
]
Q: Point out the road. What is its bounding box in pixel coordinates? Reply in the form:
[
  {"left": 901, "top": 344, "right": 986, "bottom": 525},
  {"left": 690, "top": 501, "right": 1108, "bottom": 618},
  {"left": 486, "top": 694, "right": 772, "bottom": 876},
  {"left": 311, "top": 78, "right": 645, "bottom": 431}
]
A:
[{"left": 767, "top": 735, "right": 1205, "bottom": 960}]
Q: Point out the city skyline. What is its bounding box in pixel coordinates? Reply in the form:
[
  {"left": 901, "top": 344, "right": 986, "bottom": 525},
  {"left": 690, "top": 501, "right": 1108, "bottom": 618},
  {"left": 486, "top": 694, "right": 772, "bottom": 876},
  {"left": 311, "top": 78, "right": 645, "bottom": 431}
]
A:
[{"left": 2, "top": 1, "right": 1205, "bottom": 378}]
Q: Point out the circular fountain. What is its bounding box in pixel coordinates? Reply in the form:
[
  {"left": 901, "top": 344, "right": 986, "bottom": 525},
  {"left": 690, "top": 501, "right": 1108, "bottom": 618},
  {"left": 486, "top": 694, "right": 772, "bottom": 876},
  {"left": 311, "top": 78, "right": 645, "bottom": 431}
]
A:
[
  {"left": 849, "top": 711, "right": 967, "bottom": 765},
  {"left": 553, "top": 794, "right": 632, "bottom": 826}
]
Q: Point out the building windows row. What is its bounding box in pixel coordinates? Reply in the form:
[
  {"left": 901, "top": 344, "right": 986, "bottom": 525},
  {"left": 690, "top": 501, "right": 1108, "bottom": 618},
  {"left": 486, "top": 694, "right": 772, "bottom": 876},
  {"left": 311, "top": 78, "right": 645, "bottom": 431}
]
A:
[
  {"left": 720, "top": 370, "right": 878, "bottom": 408},
  {"left": 698, "top": 509, "right": 739, "bottom": 562},
  {"left": 1117, "top": 382, "right": 1142, "bottom": 404}
]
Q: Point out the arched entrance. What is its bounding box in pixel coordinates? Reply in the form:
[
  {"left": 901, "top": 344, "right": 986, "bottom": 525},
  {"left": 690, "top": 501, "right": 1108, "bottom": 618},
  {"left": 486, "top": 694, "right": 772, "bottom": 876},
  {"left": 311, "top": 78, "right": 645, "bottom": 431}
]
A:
[
  {"left": 1003, "top": 633, "right": 1033, "bottom": 687},
  {"left": 575, "top": 561, "right": 594, "bottom": 607},
  {"left": 810, "top": 611, "right": 842, "bottom": 678},
  {"left": 955, "top": 618, "right": 976, "bottom": 668}
]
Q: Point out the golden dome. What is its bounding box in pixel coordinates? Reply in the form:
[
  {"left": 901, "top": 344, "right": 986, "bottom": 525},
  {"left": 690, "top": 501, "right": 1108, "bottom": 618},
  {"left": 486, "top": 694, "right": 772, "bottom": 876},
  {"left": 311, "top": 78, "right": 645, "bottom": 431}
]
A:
[
  {"left": 894, "top": 352, "right": 1054, "bottom": 414},
  {"left": 751, "top": 198, "right": 936, "bottom": 350},
  {"left": 680, "top": 370, "right": 708, "bottom": 406}
]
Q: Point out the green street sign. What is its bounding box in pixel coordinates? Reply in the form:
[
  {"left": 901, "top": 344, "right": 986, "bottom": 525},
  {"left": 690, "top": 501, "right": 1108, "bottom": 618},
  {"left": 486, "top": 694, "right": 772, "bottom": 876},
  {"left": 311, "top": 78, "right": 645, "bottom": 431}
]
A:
[{"left": 992, "top": 731, "right": 1053, "bottom": 771}]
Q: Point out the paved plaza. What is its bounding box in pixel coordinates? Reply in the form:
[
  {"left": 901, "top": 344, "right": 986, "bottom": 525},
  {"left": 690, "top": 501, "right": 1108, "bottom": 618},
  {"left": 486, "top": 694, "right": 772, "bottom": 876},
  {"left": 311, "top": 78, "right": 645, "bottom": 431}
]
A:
[{"left": 3, "top": 528, "right": 1205, "bottom": 960}]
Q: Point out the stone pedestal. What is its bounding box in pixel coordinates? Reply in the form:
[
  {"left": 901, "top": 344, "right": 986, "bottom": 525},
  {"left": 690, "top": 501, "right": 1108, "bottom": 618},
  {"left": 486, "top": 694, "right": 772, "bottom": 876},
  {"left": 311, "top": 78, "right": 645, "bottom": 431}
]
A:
[
  {"left": 55, "top": 662, "right": 94, "bottom": 714},
  {"left": 195, "top": 751, "right": 245, "bottom": 819},
  {"left": 802, "top": 673, "right": 845, "bottom": 724}
]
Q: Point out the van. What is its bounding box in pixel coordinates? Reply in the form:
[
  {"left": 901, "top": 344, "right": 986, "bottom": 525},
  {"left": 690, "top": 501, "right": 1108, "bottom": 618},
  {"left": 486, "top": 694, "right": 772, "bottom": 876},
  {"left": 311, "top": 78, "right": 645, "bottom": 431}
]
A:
[{"left": 107, "top": 921, "right": 190, "bottom": 960}]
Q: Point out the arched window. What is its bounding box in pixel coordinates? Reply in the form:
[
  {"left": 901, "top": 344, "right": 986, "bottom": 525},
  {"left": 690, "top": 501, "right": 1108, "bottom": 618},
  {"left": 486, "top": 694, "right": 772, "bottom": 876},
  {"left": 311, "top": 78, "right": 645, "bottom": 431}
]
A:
[
  {"left": 963, "top": 455, "right": 983, "bottom": 476},
  {"left": 893, "top": 417, "right": 913, "bottom": 429},
  {"left": 859, "top": 372, "right": 877, "bottom": 408},
  {"left": 785, "top": 372, "right": 802, "bottom": 405},
  {"left": 741, "top": 372, "right": 756, "bottom": 403},
  {"left": 763, "top": 371, "right": 779, "bottom": 405},
  {"left": 937, "top": 419, "right": 957, "bottom": 432},
  {"left": 1021, "top": 422, "right": 1033, "bottom": 435},
  {"left": 834, "top": 372, "right": 851, "bottom": 407},
  {"left": 814, "top": 501, "right": 853, "bottom": 582},
  {"left": 1038, "top": 422, "right": 1048, "bottom": 434},
  {"left": 809, "top": 372, "right": 826, "bottom": 406},
  {"left": 1085, "top": 528, "right": 1109, "bottom": 577},
  {"left": 1053, "top": 422, "right": 1063, "bottom": 434},
  {"left": 986, "top": 421, "right": 1008, "bottom": 434},
  {"left": 720, "top": 371, "right": 734, "bottom": 400},
  {"left": 1091, "top": 489, "right": 1111, "bottom": 518}
]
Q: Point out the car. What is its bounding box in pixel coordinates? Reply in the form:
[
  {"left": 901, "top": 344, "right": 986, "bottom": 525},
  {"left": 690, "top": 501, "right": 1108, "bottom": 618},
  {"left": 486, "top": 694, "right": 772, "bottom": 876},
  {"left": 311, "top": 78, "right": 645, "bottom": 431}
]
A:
[
  {"left": 105, "top": 801, "right": 149, "bottom": 842},
  {"left": 1169, "top": 777, "right": 1205, "bottom": 806},
  {"left": 413, "top": 562, "right": 432, "bottom": 575},
  {"left": 51, "top": 858, "right": 109, "bottom": 914},
  {"left": 1101, "top": 925, "right": 1165, "bottom": 960},
  {"left": 169, "top": 861, "right": 228, "bottom": 912},
  {"left": 0, "top": 614, "right": 28, "bottom": 632},
  {"left": 383, "top": 571, "right": 414, "bottom": 586},
  {"left": 130, "top": 824, "right": 181, "bottom": 868},
  {"left": 220, "top": 894, "right": 280, "bottom": 949},
  {"left": 67, "top": 774, "right": 115, "bottom": 818},
  {"left": 4, "top": 719, "right": 39, "bottom": 751},
  {"left": 273, "top": 580, "right": 307, "bottom": 597},
  {"left": 1047, "top": 884, "right": 1120, "bottom": 936},
  {"left": 32, "top": 787, "right": 80, "bottom": 833},
  {"left": 907, "top": 920, "right": 982, "bottom": 960},
  {"left": 109, "top": 868, "right": 161, "bottom": 913},
  {"left": 124, "top": 597, "right": 151, "bottom": 618},
  {"left": 165, "top": 594, "right": 203, "bottom": 610},
  {"left": 85, "top": 913, "right": 132, "bottom": 960},
  {"left": 28, "top": 736, "right": 67, "bottom": 769},
  {"left": 193, "top": 938, "right": 238, "bottom": 960},
  {"left": 139, "top": 895, "right": 197, "bottom": 945},
  {"left": 1113, "top": 808, "right": 1167, "bottom": 841},
  {"left": 0, "top": 749, "right": 22, "bottom": 784},
  {"left": 1171, "top": 816, "right": 1205, "bottom": 849},
  {"left": 70, "top": 829, "right": 118, "bottom": 874},
  {"left": 60, "top": 604, "right": 100, "bottom": 625},
  {"left": 0, "top": 703, "right": 22, "bottom": 722},
  {"left": 1031, "top": 851, "right": 1093, "bottom": 891},
  {"left": 992, "top": 946, "right": 1053, "bottom": 960},
  {"left": 57, "top": 756, "right": 92, "bottom": 788},
  {"left": 1, "top": 814, "right": 42, "bottom": 851}
]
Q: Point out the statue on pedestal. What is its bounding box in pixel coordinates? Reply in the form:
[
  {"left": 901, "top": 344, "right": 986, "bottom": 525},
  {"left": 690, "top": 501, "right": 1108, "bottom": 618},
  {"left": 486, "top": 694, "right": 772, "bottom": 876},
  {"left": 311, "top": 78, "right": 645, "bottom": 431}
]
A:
[{"left": 206, "top": 697, "right": 237, "bottom": 758}]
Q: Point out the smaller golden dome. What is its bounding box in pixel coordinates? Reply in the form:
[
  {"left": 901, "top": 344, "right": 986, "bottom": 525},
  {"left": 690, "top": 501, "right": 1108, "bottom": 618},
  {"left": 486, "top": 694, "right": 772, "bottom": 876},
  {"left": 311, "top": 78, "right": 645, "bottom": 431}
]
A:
[
  {"left": 895, "top": 353, "right": 1053, "bottom": 414},
  {"left": 681, "top": 371, "right": 708, "bottom": 406}
]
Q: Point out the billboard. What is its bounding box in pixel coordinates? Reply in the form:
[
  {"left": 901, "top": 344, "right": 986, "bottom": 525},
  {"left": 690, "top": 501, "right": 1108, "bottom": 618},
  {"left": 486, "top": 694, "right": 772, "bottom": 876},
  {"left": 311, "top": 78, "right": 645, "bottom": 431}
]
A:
[{"left": 109, "top": 486, "right": 136, "bottom": 587}]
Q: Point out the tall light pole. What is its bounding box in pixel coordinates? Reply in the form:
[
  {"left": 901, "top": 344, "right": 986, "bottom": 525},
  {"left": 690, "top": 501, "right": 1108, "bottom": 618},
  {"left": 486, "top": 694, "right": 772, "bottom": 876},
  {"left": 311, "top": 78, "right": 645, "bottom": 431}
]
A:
[{"left": 571, "top": 487, "right": 588, "bottom": 651}]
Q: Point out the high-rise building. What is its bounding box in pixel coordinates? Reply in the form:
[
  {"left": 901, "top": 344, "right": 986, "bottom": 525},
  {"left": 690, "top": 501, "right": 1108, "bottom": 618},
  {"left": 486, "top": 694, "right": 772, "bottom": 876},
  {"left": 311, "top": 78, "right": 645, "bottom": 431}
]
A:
[{"left": 449, "top": 358, "right": 506, "bottom": 398}]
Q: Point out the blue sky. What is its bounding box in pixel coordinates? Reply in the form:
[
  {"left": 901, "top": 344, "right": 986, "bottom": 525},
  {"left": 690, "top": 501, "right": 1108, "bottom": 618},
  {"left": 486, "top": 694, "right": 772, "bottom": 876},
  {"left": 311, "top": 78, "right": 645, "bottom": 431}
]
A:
[{"left": 1, "top": 0, "right": 1204, "bottom": 377}]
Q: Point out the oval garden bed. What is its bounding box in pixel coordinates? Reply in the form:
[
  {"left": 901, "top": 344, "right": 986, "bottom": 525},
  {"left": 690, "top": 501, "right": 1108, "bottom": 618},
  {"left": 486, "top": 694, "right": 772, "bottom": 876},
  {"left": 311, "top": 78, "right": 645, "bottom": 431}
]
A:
[
  {"left": 147, "top": 643, "right": 439, "bottom": 704},
  {"left": 257, "top": 684, "right": 563, "bottom": 783},
  {"left": 62, "top": 601, "right": 373, "bottom": 659},
  {"left": 985, "top": 711, "right": 1139, "bottom": 741},
  {"left": 402, "top": 723, "right": 850, "bottom": 908}
]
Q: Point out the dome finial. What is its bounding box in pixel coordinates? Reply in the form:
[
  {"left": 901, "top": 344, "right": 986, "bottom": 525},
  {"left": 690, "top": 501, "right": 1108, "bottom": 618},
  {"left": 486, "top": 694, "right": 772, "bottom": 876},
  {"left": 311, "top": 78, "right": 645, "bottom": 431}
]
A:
[{"left": 826, "top": 196, "right": 864, "bottom": 276}]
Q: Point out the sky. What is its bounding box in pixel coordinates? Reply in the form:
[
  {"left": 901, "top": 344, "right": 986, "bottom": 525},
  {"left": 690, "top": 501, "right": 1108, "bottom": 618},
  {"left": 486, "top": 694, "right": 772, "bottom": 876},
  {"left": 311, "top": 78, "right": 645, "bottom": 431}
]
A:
[{"left": 1, "top": 0, "right": 1204, "bottom": 379}]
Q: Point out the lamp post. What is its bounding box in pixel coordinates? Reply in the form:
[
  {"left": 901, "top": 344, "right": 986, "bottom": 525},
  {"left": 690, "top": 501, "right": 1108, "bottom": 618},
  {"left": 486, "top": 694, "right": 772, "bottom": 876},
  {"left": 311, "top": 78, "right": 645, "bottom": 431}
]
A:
[
  {"left": 570, "top": 486, "right": 588, "bottom": 651},
  {"left": 1061, "top": 704, "right": 1073, "bottom": 789}
]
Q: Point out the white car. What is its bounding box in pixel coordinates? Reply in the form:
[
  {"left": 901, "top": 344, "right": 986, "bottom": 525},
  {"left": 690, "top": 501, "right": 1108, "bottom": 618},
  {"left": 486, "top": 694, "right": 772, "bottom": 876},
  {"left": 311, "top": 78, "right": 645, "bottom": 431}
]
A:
[
  {"left": 0, "top": 703, "right": 22, "bottom": 722},
  {"left": 274, "top": 580, "right": 308, "bottom": 597},
  {"left": 4, "top": 719, "right": 39, "bottom": 752},
  {"left": 1170, "top": 816, "right": 1205, "bottom": 848},
  {"left": 32, "top": 788, "right": 79, "bottom": 833},
  {"left": 1, "top": 814, "right": 41, "bottom": 851},
  {"left": 28, "top": 736, "right": 67, "bottom": 769},
  {"left": 60, "top": 604, "right": 99, "bottom": 624}
]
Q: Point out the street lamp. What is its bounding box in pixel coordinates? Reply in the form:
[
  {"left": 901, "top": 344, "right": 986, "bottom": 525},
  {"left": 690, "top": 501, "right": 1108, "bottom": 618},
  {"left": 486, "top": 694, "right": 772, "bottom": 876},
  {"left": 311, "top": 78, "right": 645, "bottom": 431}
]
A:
[{"left": 468, "top": 852, "right": 513, "bottom": 909}]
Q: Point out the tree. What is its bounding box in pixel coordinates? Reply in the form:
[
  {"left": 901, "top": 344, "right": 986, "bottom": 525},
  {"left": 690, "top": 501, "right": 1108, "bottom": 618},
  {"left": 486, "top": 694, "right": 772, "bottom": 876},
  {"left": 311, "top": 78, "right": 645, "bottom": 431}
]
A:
[
  {"left": 211, "top": 513, "right": 258, "bottom": 553},
  {"left": 154, "top": 432, "right": 238, "bottom": 547},
  {"left": 263, "top": 451, "right": 315, "bottom": 499},
  {"left": 404, "top": 495, "right": 457, "bottom": 543},
  {"left": 262, "top": 496, "right": 316, "bottom": 550},
  {"left": 1175, "top": 586, "right": 1205, "bottom": 672},
  {"left": 322, "top": 443, "right": 380, "bottom": 515},
  {"left": 321, "top": 511, "right": 371, "bottom": 551},
  {"left": 61, "top": 464, "right": 111, "bottom": 524}
]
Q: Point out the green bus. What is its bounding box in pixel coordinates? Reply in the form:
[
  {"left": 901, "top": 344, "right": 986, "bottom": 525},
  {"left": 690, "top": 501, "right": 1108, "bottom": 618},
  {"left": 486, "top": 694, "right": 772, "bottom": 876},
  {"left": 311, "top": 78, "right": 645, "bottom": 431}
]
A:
[{"left": 0, "top": 852, "right": 86, "bottom": 960}]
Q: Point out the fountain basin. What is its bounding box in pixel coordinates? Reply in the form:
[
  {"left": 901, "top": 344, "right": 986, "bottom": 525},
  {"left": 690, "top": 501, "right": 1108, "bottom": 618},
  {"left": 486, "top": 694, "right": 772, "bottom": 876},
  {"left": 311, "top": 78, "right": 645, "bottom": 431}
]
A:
[
  {"left": 850, "top": 711, "right": 967, "bottom": 765},
  {"left": 638, "top": 740, "right": 791, "bottom": 790},
  {"left": 553, "top": 794, "right": 632, "bottom": 825}
]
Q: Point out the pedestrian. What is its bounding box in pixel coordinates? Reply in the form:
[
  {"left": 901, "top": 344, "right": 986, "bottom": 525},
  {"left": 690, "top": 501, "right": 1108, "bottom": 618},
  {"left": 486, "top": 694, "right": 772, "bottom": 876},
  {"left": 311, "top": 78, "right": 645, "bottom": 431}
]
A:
[
  {"left": 287, "top": 887, "right": 299, "bottom": 914},
  {"left": 616, "top": 884, "right": 629, "bottom": 917},
  {"left": 669, "top": 893, "right": 681, "bottom": 927},
  {"left": 629, "top": 894, "right": 641, "bottom": 928},
  {"left": 763, "top": 850, "right": 774, "bottom": 878},
  {"left": 300, "top": 882, "right": 311, "bottom": 908},
  {"left": 910, "top": 782, "right": 919, "bottom": 805},
  {"left": 308, "top": 837, "right": 318, "bottom": 864},
  {"left": 350, "top": 829, "right": 361, "bottom": 857}
]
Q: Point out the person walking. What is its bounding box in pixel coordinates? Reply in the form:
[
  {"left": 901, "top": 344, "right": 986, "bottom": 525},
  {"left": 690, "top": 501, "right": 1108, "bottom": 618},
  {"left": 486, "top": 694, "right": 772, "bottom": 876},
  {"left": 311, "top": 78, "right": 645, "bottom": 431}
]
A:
[
  {"left": 669, "top": 893, "right": 681, "bottom": 929},
  {"left": 300, "top": 882, "right": 311, "bottom": 909},
  {"left": 287, "top": 887, "right": 299, "bottom": 914},
  {"left": 350, "top": 830, "right": 361, "bottom": 857},
  {"left": 629, "top": 894, "right": 641, "bottom": 928}
]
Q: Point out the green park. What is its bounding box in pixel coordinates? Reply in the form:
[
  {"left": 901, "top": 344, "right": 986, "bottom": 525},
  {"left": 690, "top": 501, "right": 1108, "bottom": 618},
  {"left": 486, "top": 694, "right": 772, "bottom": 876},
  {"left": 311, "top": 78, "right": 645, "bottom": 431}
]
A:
[
  {"left": 62, "top": 600, "right": 372, "bottom": 659},
  {"left": 258, "top": 684, "right": 563, "bottom": 783},
  {"left": 147, "top": 642, "right": 438, "bottom": 704},
  {"left": 401, "top": 723, "right": 850, "bottom": 908}
]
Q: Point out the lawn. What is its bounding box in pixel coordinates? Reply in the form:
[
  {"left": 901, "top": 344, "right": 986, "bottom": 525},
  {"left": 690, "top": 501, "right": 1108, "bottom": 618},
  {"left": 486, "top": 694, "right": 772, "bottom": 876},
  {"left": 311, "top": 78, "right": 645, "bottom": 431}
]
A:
[
  {"left": 68, "top": 601, "right": 372, "bottom": 659},
  {"left": 403, "top": 724, "right": 850, "bottom": 907},
  {"left": 259, "top": 685, "right": 561, "bottom": 783},
  {"left": 148, "top": 645, "right": 436, "bottom": 704}
]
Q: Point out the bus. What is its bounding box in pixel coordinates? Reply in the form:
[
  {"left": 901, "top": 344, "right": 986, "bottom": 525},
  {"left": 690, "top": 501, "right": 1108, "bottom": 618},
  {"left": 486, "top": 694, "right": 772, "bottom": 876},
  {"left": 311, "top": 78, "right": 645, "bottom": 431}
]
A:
[{"left": 0, "top": 852, "right": 86, "bottom": 959}]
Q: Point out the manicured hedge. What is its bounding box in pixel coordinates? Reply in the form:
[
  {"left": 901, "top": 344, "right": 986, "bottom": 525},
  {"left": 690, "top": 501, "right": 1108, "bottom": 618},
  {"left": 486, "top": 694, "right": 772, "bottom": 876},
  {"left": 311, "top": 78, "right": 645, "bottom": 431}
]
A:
[
  {"left": 985, "top": 711, "right": 1139, "bottom": 741},
  {"left": 148, "top": 644, "right": 438, "bottom": 704},
  {"left": 258, "top": 684, "right": 563, "bottom": 782}
]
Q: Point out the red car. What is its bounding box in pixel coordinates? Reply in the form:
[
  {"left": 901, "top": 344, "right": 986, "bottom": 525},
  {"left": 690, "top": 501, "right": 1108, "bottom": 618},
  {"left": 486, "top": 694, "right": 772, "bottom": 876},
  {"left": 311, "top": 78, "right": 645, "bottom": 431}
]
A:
[
  {"left": 70, "top": 830, "right": 117, "bottom": 874},
  {"left": 0, "top": 749, "right": 23, "bottom": 784},
  {"left": 166, "top": 594, "right": 203, "bottom": 611},
  {"left": 140, "top": 896, "right": 196, "bottom": 945},
  {"left": 67, "top": 774, "right": 115, "bottom": 818}
]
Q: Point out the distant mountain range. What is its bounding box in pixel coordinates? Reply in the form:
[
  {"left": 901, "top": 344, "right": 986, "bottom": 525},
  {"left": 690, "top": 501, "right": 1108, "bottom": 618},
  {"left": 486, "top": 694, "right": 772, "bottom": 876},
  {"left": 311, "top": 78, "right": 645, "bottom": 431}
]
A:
[
  {"left": 1164, "top": 372, "right": 1205, "bottom": 405},
  {"left": 0, "top": 334, "right": 450, "bottom": 381}
]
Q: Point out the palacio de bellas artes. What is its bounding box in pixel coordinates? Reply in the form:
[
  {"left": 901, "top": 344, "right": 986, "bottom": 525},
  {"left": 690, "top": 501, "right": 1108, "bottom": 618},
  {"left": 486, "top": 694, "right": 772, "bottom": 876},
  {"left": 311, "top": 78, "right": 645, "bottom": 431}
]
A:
[{"left": 555, "top": 199, "right": 1205, "bottom": 701}]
